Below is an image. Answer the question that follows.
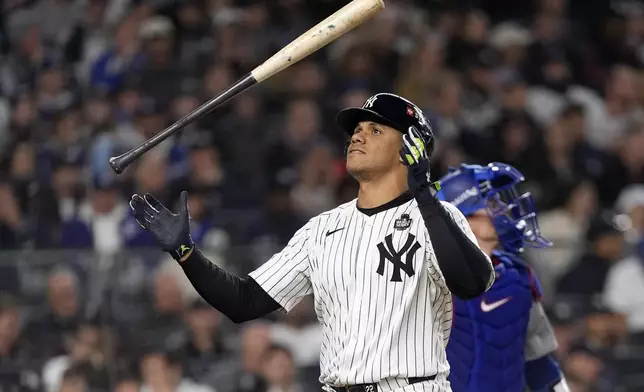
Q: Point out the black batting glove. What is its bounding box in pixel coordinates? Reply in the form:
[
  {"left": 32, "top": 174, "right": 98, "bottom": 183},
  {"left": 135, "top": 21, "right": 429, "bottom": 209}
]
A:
[
  {"left": 400, "top": 126, "right": 434, "bottom": 204},
  {"left": 129, "top": 190, "right": 195, "bottom": 262}
]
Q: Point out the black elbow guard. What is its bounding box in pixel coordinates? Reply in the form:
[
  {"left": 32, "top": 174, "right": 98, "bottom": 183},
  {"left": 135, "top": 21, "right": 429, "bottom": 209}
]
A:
[{"left": 449, "top": 260, "right": 494, "bottom": 300}]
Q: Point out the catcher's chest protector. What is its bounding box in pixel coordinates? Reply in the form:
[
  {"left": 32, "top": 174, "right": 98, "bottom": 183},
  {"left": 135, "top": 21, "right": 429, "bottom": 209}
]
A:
[{"left": 446, "top": 254, "right": 536, "bottom": 392}]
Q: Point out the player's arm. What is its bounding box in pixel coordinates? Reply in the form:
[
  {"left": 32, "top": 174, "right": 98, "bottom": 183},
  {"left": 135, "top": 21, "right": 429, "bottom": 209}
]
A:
[
  {"left": 178, "top": 250, "right": 282, "bottom": 323},
  {"left": 402, "top": 127, "right": 494, "bottom": 299},
  {"left": 524, "top": 301, "right": 570, "bottom": 392},
  {"left": 424, "top": 201, "right": 494, "bottom": 299},
  {"left": 129, "top": 191, "right": 313, "bottom": 323}
]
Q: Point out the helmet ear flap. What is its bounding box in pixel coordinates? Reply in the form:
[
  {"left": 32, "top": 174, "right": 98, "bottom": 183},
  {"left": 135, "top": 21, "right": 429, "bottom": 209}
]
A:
[{"left": 344, "top": 139, "right": 351, "bottom": 155}]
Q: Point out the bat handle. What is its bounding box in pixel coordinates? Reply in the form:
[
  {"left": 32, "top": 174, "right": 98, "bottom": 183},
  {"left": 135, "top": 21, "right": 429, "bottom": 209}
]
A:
[{"left": 108, "top": 74, "right": 257, "bottom": 174}]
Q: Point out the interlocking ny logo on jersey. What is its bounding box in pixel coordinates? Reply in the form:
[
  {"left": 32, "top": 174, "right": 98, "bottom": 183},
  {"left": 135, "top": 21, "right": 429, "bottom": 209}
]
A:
[{"left": 376, "top": 234, "right": 421, "bottom": 282}]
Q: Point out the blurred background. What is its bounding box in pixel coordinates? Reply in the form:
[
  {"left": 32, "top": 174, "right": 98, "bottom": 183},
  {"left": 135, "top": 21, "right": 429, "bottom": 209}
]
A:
[{"left": 0, "top": 0, "right": 643, "bottom": 391}]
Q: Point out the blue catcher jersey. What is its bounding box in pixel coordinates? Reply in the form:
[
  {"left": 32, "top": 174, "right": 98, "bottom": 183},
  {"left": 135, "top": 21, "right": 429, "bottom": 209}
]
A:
[{"left": 446, "top": 250, "right": 543, "bottom": 392}]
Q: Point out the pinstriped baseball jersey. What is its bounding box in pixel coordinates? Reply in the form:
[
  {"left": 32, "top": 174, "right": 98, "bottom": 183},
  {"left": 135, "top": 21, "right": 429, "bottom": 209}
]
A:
[{"left": 249, "top": 196, "right": 483, "bottom": 390}]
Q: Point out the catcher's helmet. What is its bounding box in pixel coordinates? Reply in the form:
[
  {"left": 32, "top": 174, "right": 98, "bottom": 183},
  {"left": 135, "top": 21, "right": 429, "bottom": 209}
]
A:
[
  {"left": 336, "top": 93, "right": 434, "bottom": 156},
  {"left": 436, "top": 162, "right": 552, "bottom": 254}
]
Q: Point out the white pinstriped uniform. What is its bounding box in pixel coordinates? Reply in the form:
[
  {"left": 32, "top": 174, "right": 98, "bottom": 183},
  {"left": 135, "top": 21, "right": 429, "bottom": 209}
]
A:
[{"left": 249, "top": 198, "right": 484, "bottom": 392}]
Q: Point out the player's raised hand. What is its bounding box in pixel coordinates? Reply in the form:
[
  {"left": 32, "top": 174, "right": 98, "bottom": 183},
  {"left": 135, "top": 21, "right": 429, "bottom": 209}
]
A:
[
  {"left": 400, "top": 126, "right": 432, "bottom": 197},
  {"left": 129, "top": 190, "right": 195, "bottom": 261}
]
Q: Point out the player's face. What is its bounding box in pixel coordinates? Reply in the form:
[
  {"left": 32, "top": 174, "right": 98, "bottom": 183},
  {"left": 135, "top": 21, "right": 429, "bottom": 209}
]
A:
[
  {"left": 346, "top": 121, "right": 402, "bottom": 179},
  {"left": 467, "top": 210, "right": 499, "bottom": 255}
]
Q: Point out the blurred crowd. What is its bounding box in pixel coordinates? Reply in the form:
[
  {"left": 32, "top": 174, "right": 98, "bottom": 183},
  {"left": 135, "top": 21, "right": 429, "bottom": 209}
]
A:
[{"left": 0, "top": 0, "right": 644, "bottom": 390}]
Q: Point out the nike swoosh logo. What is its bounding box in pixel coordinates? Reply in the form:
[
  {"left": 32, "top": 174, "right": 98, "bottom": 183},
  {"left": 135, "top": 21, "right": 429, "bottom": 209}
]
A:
[
  {"left": 326, "top": 228, "right": 344, "bottom": 237},
  {"left": 480, "top": 297, "right": 511, "bottom": 312}
]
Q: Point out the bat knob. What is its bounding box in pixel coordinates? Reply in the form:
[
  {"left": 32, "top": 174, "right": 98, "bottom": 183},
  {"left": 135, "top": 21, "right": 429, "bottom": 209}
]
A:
[{"left": 109, "top": 156, "right": 125, "bottom": 174}]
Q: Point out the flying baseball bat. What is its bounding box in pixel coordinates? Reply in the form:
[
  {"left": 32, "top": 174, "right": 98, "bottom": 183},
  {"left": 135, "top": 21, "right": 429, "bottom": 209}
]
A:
[{"left": 109, "top": 0, "right": 385, "bottom": 174}]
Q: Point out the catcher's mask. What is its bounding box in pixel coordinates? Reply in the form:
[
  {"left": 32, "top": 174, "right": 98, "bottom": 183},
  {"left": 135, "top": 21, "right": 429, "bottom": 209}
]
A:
[{"left": 435, "top": 162, "right": 552, "bottom": 254}]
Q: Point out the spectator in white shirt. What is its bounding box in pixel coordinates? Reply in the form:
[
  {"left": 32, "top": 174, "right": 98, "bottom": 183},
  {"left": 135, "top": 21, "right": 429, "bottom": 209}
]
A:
[{"left": 603, "top": 239, "right": 644, "bottom": 333}]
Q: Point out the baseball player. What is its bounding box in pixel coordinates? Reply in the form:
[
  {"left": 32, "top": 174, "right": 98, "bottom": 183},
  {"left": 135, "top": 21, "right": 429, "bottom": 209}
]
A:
[
  {"left": 435, "top": 162, "right": 570, "bottom": 392},
  {"left": 129, "top": 93, "right": 494, "bottom": 392}
]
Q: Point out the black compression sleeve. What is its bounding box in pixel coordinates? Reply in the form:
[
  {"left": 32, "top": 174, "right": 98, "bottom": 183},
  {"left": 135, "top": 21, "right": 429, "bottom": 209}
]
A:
[
  {"left": 179, "top": 248, "right": 282, "bottom": 323},
  {"left": 416, "top": 192, "right": 493, "bottom": 299}
]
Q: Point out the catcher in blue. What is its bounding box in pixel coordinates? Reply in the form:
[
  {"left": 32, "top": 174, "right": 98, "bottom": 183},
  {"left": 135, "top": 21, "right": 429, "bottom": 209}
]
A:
[{"left": 435, "top": 162, "right": 570, "bottom": 392}]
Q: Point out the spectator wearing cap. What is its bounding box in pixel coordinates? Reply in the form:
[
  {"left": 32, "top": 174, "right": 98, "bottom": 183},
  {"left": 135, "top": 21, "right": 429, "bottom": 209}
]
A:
[
  {"left": 231, "top": 322, "right": 272, "bottom": 392},
  {"left": 35, "top": 63, "right": 77, "bottom": 119},
  {"left": 445, "top": 10, "right": 491, "bottom": 73},
  {"left": 582, "top": 303, "right": 628, "bottom": 352},
  {"left": 594, "top": 122, "right": 644, "bottom": 207},
  {"left": 137, "top": 15, "right": 182, "bottom": 107},
  {"left": 56, "top": 365, "right": 88, "bottom": 392},
  {"left": 563, "top": 342, "right": 616, "bottom": 392},
  {"left": 264, "top": 98, "right": 328, "bottom": 187},
  {"left": 488, "top": 22, "right": 533, "bottom": 85},
  {"left": 555, "top": 103, "right": 612, "bottom": 188},
  {"left": 123, "top": 260, "right": 195, "bottom": 355},
  {"left": 603, "top": 204, "right": 644, "bottom": 334},
  {"left": 615, "top": 184, "right": 644, "bottom": 244},
  {"left": 25, "top": 268, "right": 85, "bottom": 361},
  {"left": 459, "top": 45, "right": 502, "bottom": 134},
  {"left": 6, "top": 140, "right": 35, "bottom": 215},
  {"left": 240, "top": 178, "right": 306, "bottom": 274},
  {"left": 89, "top": 17, "right": 144, "bottom": 94},
  {"left": 63, "top": 0, "right": 114, "bottom": 82},
  {"left": 2, "top": 94, "right": 38, "bottom": 150},
  {"left": 181, "top": 298, "right": 229, "bottom": 386},
  {"left": 0, "top": 176, "right": 26, "bottom": 250},
  {"left": 27, "top": 153, "right": 84, "bottom": 249},
  {"left": 531, "top": 179, "right": 598, "bottom": 301},
  {"left": 594, "top": 8, "right": 644, "bottom": 74},
  {"left": 482, "top": 74, "right": 542, "bottom": 175},
  {"left": 184, "top": 185, "right": 229, "bottom": 255},
  {"left": 174, "top": 0, "right": 214, "bottom": 77},
  {"left": 395, "top": 36, "right": 445, "bottom": 111},
  {"left": 529, "top": 116, "right": 578, "bottom": 209},
  {"left": 134, "top": 97, "right": 169, "bottom": 144},
  {"left": 0, "top": 294, "right": 39, "bottom": 387},
  {"left": 556, "top": 211, "right": 627, "bottom": 300},
  {"left": 421, "top": 70, "right": 463, "bottom": 142},
  {"left": 64, "top": 176, "right": 128, "bottom": 254},
  {"left": 214, "top": 92, "right": 268, "bottom": 208},
  {"left": 3, "top": 21, "right": 64, "bottom": 94},
  {"left": 83, "top": 90, "right": 114, "bottom": 135},
  {"left": 525, "top": 48, "right": 581, "bottom": 125},
  {"left": 42, "top": 323, "right": 110, "bottom": 392},
  {"left": 290, "top": 144, "right": 339, "bottom": 219},
  {"left": 39, "top": 108, "right": 87, "bottom": 177}
]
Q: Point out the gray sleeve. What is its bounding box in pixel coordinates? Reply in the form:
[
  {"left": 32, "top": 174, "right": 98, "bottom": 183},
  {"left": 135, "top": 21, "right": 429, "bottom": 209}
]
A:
[{"left": 524, "top": 301, "right": 558, "bottom": 361}]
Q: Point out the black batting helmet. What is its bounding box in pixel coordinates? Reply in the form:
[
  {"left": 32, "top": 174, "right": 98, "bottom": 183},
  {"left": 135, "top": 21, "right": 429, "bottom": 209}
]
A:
[{"left": 336, "top": 93, "right": 435, "bottom": 156}]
